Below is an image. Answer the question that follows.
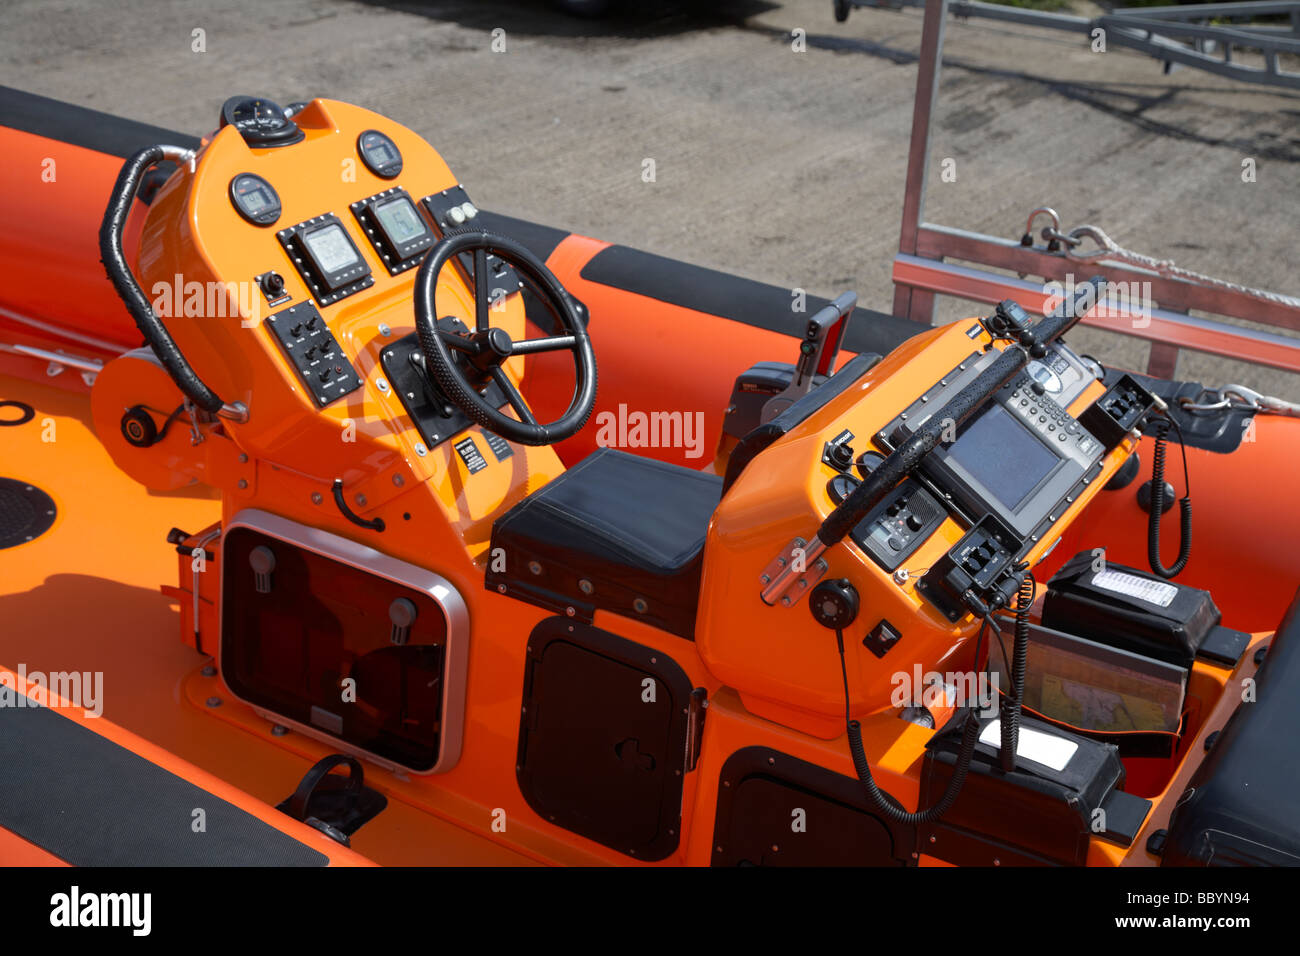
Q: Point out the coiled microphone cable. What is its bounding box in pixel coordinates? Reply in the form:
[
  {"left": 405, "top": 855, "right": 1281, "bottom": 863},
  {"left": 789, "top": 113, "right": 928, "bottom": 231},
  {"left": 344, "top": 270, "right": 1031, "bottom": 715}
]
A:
[{"left": 1147, "top": 414, "right": 1192, "bottom": 579}]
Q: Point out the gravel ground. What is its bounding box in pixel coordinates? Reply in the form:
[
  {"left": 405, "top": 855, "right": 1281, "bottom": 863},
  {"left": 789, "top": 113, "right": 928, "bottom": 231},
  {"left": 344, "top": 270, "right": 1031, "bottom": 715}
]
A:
[{"left": 3, "top": 0, "right": 1298, "bottom": 396}]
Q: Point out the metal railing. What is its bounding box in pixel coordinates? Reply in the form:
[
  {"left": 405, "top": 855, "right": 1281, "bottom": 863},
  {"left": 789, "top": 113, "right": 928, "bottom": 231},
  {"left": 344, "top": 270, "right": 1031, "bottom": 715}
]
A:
[
  {"left": 838, "top": 0, "right": 1300, "bottom": 89},
  {"left": 859, "top": 0, "right": 1300, "bottom": 377}
]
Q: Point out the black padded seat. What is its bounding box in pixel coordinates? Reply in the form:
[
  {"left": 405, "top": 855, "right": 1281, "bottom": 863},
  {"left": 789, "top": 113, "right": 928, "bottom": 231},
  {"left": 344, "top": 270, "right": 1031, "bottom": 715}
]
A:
[
  {"left": 487, "top": 448, "right": 722, "bottom": 639},
  {"left": 1163, "top": 588, "right": 1300, "bottom": 865}
]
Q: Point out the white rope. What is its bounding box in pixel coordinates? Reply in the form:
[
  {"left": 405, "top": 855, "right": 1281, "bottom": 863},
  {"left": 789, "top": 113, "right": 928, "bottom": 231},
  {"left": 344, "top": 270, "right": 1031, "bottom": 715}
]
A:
[{"left": 1058, "top": 223, "right": 1300, "bottom": 311}]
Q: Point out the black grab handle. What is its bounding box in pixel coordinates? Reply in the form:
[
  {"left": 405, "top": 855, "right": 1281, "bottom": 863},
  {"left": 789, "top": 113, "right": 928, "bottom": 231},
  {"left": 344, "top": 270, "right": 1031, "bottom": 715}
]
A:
[{"left": 99, "top": 145, "right": 227, "bottom": 414}]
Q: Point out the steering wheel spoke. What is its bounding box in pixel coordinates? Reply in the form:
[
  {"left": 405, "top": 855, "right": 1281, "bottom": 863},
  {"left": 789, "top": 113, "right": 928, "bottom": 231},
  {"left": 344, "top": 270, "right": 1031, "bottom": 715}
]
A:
[
  {"left": 490, "top": 367, "right": 539, "bottom": 426},
  {"left": 437, "top": 328, "right": 479, "bottom": 354},
  {"left": 510, "top": 334, "right": 577, "bottom": 355},
  {"left": 473, "top": 247, "right": 491, "bottom": 332}
]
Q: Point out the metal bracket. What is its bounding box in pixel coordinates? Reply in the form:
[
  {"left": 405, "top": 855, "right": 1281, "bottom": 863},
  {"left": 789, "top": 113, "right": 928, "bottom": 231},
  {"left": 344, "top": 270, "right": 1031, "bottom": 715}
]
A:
[{"left": 759, "top": 536, "right": 830, "bottom": 607}]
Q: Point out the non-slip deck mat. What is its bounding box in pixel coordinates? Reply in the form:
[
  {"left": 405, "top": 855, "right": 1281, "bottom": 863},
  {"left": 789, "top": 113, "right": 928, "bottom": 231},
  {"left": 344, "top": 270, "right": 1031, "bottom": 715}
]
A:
[
  {"left": 0, "top": 703, "right": 327, "bottom": 866},
  {"left": 0, "top": 477, "right": 56, "bottom": 550}
]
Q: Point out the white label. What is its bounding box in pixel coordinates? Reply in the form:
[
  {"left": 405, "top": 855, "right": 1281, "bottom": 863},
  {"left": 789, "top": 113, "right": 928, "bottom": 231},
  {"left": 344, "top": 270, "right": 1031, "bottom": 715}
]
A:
[
  {"left": 1092, "top": 569, "right": 1177, "bottom": 608},
  {"left": 980, "top": 720, "right": 1078, "bottom": 772}
]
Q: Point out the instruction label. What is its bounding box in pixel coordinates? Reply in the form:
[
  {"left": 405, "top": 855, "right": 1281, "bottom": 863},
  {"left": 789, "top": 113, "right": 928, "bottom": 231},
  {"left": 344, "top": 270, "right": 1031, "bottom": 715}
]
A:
[
  {"left": 453, "top": 436, "right": 488, "bottom": 474},
  {"left": 1092, "top": 569, "right": 1177, "bottom": 608},
  {"left": 482, "top": 430, "right": 514, "bottom": 462}
]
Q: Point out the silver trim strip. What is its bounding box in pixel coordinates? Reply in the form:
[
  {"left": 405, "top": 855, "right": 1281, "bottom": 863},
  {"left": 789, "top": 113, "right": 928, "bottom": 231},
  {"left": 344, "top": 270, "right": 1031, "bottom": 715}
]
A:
[{"left": 219, "top": 508, "right": 470, "bottom": 775}]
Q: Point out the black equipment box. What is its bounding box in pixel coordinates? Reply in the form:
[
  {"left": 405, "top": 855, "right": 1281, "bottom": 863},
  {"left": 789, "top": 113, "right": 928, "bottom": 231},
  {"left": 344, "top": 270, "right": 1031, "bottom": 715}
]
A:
[
  {"left": 1043, "top": 552, "right": 1221, "bottom": 669},
  {"left": 920, "top": 713, "right": 1150, "bottom": 866}
]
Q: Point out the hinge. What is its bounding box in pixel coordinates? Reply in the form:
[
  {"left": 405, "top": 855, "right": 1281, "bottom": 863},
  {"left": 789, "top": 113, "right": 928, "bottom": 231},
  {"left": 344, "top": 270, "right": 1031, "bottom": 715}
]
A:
[{"left": 684, "top": 687, "right": 708, "bottom": 773}]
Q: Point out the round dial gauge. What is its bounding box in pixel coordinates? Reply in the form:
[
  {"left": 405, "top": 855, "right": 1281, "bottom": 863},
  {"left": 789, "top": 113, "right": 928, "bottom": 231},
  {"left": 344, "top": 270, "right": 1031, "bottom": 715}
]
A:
[
  {"left": 229, "top": 173, "right": 281, "bottom": 226},
  {"left": 357, "top": 130, "right": 403, "bottom": 179}
]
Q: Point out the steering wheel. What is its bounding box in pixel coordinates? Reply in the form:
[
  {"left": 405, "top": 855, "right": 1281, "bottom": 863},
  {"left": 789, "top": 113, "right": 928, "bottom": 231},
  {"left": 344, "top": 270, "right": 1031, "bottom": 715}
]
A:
[{"left": 413, "top": 230, "right": 597, "bottom": 446}]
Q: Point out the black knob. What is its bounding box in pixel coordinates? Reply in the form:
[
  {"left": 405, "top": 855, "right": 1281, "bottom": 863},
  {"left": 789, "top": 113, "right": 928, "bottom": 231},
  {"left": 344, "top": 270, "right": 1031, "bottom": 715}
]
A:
[
  {"left": 120, "top": 406, "right": 158, "bottom": 447},
  {"left": 906, "top": 513, "right": 924, "bottom": 532},
  {"left": 827, "top": 441, "right": 854, "bottom": 471},
  {"left": 260, "top": 272, "right": 285, "bottom": 297},
  {"left": 809, "top": 578, "right": 860, "bottom": 630}
]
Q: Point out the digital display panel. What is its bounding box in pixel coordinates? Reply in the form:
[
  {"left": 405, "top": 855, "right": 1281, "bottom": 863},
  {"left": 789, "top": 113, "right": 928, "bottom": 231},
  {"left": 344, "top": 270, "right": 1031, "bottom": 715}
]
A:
[
  {"left": 240, "top": 186, "right": 271, "bottom": 213},
  {"left": 945, "top": 404, "right": 1059, "bottom": 511},
  {"left": 374, "top": 197, "right": 428, "bottom": 245},
  {"left": 302, "top": 224, "right": 360, "bottom": 274},
  {"left": 358, "top": 130, "right": 402, "bottom": 178},
  {"left": 229, "top": 173, "right": 280, "bottom": 225}
]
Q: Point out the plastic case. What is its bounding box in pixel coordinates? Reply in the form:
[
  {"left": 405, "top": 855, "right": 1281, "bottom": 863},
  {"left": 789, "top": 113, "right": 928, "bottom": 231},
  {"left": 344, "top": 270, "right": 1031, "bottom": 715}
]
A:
[{"left": 1042, "top": 552, "right": 1221, "bottom": 669}]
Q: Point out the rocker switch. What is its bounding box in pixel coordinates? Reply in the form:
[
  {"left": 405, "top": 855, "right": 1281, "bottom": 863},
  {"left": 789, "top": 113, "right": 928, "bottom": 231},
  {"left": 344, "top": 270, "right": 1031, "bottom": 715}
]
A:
[
  {"left": 249, "top": 545, "right": 276, "bottom": 594},
  {"left": 389, "top": 597, "right": 418, "bottom": 645}
]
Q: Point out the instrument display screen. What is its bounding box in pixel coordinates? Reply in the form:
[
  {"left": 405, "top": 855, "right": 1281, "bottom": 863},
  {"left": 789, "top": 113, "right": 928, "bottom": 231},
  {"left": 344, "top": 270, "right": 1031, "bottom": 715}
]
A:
[
  {"left": 277, "top": 212, "right": 374, "bottom": 305},
  {"left": 357, "top": 129, "right": 403, "bottom": 178},
  {"left": 228, "top": 172, "right": 281, "bottom": 226},
  {"left": 302, "top": 223, "right": 361, "bottom": 274},
  {"left": 374, "top": 197, "right": 428, "bottom": 245},
  {"left": 946, "top": 404, "right": 1059, "bottom": 511}
]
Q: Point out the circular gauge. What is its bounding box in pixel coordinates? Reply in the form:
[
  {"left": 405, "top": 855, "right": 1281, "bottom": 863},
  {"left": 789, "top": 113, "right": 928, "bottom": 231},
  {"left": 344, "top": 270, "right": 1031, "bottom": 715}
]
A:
[
  {"left": 1026, "top": 359, "right": 1063, "bottom": 394},
  {"left": 855, "top": 451, "right": 885, "bottom": 479},
  {"left": 219, "top": 95, "right": 304, "bottom": 147},
  {"left": 229, "top": 173, "right": 282, "bottom": 226},
  {"left": 357, "top": 130, "right": 403, "bottom": 179}
]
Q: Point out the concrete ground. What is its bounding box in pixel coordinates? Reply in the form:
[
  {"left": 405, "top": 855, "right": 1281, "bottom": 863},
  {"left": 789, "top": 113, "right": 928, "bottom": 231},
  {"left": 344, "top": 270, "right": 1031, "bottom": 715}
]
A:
[{"left": 3, "top": 0, "right": 1298, "bottom": 397}]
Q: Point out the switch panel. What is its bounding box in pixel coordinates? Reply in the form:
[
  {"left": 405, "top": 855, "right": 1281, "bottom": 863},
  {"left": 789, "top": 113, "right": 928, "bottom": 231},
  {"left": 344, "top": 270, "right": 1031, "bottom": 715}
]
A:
[
  {"left": 848, "top": 479, "right": 946, "bottom": 573},
  {"left": 421, "top": 185, "right": 524, "bottom": 305},
  {"left": 918, "top": 515, "right": 1019, "bottom": 622},
  {"left": 265, "top": 302, "right": 363, "bottom": 406}
]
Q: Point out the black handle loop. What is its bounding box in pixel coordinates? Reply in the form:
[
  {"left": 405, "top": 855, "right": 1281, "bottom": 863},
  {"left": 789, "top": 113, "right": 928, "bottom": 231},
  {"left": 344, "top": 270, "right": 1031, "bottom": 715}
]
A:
[
  {"left": 286, "top": 754, "right": 365, "bottom": 822},
  {"left": 100, "top": 145, "right": 228, "bottom": 414},
  {"left": 332, "top": 478, "right": 385, "bottom": 532}
]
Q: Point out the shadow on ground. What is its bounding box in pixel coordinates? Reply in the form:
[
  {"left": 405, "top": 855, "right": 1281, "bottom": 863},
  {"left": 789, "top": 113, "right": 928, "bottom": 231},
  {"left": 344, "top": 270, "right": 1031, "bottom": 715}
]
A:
[{"left": 355, "top": 0, "right": 782, "bottom": 39}]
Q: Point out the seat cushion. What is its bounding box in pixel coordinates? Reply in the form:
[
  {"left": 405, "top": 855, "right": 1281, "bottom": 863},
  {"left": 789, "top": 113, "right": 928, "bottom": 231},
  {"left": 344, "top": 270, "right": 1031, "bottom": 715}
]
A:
[{"left": 486, "top": 449, "right": 722, "bottom": 638}]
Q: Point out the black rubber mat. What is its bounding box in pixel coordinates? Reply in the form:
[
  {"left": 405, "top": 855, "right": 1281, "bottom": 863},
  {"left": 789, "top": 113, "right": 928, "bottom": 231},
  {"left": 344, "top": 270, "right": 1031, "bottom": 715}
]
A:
[
  {"left": 0, "top": 477, "right": 56, "bottom": 549},
  {"left": 0, "top": 703, "right": 329, "bottom": 866}
]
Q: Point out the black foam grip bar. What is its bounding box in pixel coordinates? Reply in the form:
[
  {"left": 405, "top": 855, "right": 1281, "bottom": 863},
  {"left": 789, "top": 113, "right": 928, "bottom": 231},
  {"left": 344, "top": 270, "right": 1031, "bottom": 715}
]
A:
[
  {"left": 1029, "top": 274, "right": 1107, "bottom": 347},
  {"left": 816, "top": 278, "right": 1104, "bottom": 547},
  {"left": 100, "top": 146, "right": 226, "bottom": 413}
]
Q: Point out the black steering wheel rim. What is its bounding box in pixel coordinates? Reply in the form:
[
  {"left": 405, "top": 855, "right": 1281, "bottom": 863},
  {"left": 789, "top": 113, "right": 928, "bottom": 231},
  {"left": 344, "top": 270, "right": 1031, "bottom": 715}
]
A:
[{"left": 413, "top": 229, "right": 597, "bottom": 446}]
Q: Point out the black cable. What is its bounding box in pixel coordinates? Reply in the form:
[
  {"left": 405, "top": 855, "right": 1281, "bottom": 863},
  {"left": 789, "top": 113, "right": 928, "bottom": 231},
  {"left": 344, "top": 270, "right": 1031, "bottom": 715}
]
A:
[
  {"left": 998, "top": 574, "right": 1035, "bottom": 773},
  {"left": 1147, "top": 415, "right": 1192, "bottom": 579},
  {"left": 150, "top": 403, "right": 186, "bottom": 443},
  {"left": 836, "top": 629, "right": 981, "bottom": 826}
]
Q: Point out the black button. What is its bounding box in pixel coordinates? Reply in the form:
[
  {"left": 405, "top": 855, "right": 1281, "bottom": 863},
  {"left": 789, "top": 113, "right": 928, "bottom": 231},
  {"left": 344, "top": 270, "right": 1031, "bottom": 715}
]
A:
[{"left": 887, "top": 536, "right": 904, "bottom": 552}]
